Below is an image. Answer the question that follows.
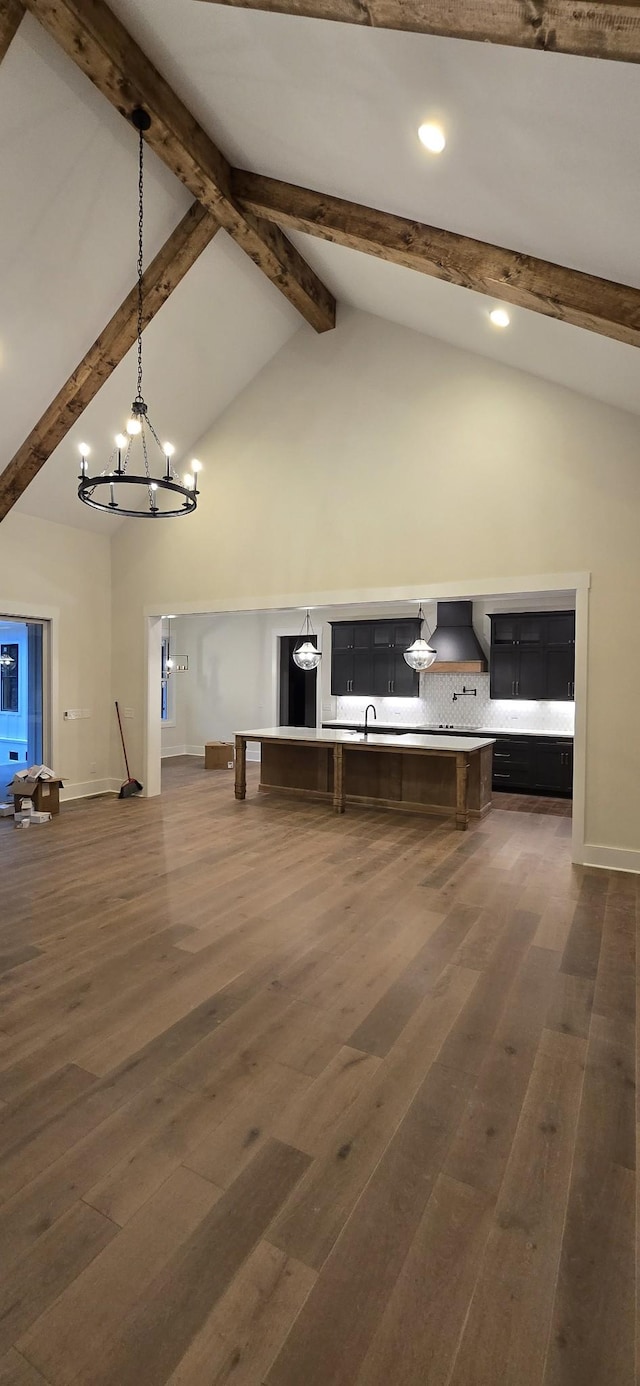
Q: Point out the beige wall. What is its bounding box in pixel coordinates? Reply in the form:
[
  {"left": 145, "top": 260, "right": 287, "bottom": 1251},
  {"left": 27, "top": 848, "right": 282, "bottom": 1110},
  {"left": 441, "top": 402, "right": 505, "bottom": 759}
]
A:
[
  {"left": 110, "top": 308, "right": 640, "bottom": 865},
  {"left": 0, "top": 510, "right": 113, "bottom": 797}
]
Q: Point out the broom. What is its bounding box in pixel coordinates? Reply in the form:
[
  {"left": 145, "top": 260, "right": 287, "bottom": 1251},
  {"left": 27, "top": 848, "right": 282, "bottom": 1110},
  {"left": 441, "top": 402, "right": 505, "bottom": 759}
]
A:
[{"left": 115, "top": 701, "right": 143, "bottom": 797}]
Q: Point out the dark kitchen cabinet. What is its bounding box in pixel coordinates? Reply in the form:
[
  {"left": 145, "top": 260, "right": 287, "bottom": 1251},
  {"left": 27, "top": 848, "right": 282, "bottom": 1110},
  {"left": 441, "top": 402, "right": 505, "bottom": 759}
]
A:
[
  {"left": 546, "top": 649, "right": 575, "bottom": 701},
  {"left": 489, "top": 611, "right": 575, "bottom": 702},
  {"left": 331, "top": 619, "right": 420, "bottom": 697},
  {"left": 489, "top": 647, "right": 519, "bottom": 700},
  {"left": 490, "top": 735, "right": 573, "bottom": 797},
  {"left": 534, "top": 741, "right": 573, "bottom": 794}
]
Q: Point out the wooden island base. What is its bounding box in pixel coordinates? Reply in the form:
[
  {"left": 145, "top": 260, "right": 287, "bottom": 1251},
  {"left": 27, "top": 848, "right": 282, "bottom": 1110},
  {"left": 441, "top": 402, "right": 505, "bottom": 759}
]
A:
[{"left": 235, "top": 731, "right": 494, "bottom": 829}]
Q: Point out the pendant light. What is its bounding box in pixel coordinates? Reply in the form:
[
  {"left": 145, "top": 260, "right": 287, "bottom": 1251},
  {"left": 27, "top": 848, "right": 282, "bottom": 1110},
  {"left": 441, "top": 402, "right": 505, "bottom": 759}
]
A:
[
  {"left": 293, "top": 611, "right": 321, "bottom": 671},
  {"left": 404, "top": 603, "right": 437, "bottom": 671},
  {"left": 77, "top": 109, "right": 200, "bottom": 518}
]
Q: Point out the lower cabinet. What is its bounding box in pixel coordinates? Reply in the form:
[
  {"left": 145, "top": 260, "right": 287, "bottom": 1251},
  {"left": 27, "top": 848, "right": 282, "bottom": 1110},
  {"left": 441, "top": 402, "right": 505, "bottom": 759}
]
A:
[{"left": 491, "top": 736, "right": 573, "bottom": 797}]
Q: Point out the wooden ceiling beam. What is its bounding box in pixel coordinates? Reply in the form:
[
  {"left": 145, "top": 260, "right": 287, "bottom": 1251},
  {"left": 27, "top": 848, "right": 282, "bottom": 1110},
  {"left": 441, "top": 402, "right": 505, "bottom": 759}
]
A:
[
  {"left": 197, "top": 0, "right": 640, "bottom": 65},
  {"left": 0, "top": 0, "right": 24, "bottom": 63},
  {"left": 21, "top": 0, "right": 335, "bottom": 333},
  {"left": 0, "top": 203, "right": 219, "bottom": 522},
  {"left": 233, "top": 170, "right": 640, "bottom": 348}
]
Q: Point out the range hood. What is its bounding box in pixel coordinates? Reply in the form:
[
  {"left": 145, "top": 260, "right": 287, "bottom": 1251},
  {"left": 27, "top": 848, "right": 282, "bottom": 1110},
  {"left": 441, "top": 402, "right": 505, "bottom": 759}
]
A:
[{"left": 426, "top": 602, "right": 487, "bottom": 673}]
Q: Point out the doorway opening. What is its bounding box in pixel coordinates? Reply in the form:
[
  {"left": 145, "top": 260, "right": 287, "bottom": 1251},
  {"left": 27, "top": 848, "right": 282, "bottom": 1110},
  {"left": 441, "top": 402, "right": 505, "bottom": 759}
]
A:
[
  {"left": 279, "top": 635, "right": 317, "bottom": 728},
  {"left": 0, "top": 618, "right": 45, "bottom": 797}
]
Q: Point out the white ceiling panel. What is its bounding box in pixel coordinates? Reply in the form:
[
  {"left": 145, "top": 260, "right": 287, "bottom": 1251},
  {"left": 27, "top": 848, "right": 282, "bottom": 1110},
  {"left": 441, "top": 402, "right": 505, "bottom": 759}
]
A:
[
  {"left": 287, "top": 233, "right": 640, "bottom": 416},
  {"left": 2, "top": 1, "right": 639, "bottom": 535},
  {"left": 110, "top": 0, "right": 640, "bottom": 285}
]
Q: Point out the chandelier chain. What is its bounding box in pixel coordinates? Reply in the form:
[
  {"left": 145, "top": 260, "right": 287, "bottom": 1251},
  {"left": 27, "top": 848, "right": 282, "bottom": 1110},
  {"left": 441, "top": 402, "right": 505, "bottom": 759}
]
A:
[
  {"left": 76, "top": 108, "right": 199, "bottom": 518},
  {"left": 136, "top": 126, "right": 144, "bottom": 404}
]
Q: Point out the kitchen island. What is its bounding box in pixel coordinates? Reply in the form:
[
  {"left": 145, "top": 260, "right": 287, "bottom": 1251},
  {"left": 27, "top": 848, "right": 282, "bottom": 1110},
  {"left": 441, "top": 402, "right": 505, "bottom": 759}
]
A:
[{"left": 234, "top": 727, "right": 494, "bottom": 829}]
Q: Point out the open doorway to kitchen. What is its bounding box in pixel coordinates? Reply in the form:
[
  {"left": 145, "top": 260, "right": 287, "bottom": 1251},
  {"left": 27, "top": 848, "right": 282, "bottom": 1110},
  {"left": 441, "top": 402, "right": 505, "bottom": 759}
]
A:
[
  {"left": 0, "top": 618, "right": 46, "bottom": 798},
  {"left": 145, "top": 574, "right": 587, "bottom": 863},
  {"left": 278, "top": 635, "right": 317, "bottom": 728}
]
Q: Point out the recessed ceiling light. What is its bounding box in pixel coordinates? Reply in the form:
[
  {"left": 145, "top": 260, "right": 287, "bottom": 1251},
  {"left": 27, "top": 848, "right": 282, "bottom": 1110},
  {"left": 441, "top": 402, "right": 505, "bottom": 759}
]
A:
[
  {"left": 418, "top": 122, "right": 446, "bottom": 154},
  {"left": 489, "top": 308, "right": 510, "bottom": 328}
]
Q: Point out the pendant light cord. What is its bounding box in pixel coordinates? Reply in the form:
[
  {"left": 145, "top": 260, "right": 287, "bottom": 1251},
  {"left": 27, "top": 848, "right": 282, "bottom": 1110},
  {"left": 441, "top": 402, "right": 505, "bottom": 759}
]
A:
[{"left": 136, "top": 125, "right": 144, "bottom": 405}]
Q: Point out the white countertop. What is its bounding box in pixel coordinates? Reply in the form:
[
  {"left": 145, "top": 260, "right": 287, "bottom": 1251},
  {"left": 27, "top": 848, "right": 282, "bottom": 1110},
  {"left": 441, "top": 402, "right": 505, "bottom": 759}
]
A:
[
  {"left": 322, "top": 720, "right": 573, "bottom": 739},
  {"left": 237, "top": 727, "right": 495, "bottom": 753}
]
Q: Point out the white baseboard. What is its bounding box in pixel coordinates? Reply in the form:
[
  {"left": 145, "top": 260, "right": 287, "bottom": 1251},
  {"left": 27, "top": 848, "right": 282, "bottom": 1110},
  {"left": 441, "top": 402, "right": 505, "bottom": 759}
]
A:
[
  {"left": 161, "top": 744, "right": 189, "bottom": 758},
  {"left": 61, "top": 778, "right": 120, "bottom": 801},
  {"left": 581, "top": 843, "right": 640, "bottom": 875}
]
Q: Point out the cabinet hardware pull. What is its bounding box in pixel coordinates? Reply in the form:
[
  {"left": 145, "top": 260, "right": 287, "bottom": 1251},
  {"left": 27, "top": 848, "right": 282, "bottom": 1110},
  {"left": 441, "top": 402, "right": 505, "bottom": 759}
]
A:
[
  {"left": 494, "top": 773, "right": 511, "bottom": 779},
  {"left": 494, "top": 753, "right": 510, "bottom": 759}
]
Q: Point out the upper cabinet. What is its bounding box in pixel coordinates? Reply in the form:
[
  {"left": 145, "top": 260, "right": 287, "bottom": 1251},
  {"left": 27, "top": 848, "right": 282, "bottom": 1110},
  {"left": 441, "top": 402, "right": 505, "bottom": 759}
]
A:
[
  {"left": 331, "top": 619, "right": 420, "bottom": 697},
  {"left": 489, "top": 612, "right": 575, "bottom": 701}
]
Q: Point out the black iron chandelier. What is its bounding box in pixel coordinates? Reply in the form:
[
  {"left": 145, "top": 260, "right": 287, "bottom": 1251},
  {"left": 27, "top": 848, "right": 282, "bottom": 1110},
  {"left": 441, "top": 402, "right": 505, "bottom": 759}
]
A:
[{"left": 77, "top": 108, "right": 201, "bottom": 518}]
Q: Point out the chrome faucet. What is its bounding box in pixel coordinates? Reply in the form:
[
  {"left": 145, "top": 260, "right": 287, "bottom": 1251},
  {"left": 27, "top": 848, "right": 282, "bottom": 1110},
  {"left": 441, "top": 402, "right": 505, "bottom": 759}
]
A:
[{"left": 363, "top": 704, "right": 377, "bottom": 736}]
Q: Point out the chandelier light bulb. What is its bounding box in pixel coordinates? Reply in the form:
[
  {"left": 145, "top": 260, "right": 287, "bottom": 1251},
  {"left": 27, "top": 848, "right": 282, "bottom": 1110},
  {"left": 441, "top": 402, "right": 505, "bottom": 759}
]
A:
[
  {"left": 163, "top": 442, "right": 175, "bottom": 457},
  {"left": 78, "top": 442, "right": 90, "bottom": 457},
  {"left": 126, "top": 417, "right": 142, "bottom": 436},
  {"left": 115, "top": 433, "right": 127, "bottom": 449},
  {"left": 191, "top": 459, "right": 202, "bottom": 473},
  {"left": 183, "top": 473, "right": 195, "bottom": 489}
]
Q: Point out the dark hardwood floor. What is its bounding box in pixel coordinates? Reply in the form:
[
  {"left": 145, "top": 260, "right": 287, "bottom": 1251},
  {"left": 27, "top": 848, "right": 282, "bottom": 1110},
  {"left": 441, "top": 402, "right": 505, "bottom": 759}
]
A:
[{"left": 0, "top": 756, "right": 635, "bottom": 1386}]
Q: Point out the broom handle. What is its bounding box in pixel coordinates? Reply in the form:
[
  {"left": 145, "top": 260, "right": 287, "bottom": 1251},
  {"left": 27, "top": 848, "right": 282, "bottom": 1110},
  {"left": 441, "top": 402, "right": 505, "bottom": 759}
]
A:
[{"left": 115, "top": 701, "right": 132, "bottom": 780}]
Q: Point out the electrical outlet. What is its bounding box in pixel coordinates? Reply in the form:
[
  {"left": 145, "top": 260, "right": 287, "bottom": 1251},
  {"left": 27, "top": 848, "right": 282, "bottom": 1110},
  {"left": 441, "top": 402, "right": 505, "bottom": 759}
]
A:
[
  {"left": 123, "top": 707, "right": 134, "bottom": 719},
  {"left": 64, "top": 709, "right": 80, "bottom": 720}
]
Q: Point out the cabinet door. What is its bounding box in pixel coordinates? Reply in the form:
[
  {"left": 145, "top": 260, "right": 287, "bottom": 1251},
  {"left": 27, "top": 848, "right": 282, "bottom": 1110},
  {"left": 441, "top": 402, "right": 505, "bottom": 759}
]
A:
[
  {"left": 391, "top": 621, "right": 419, "bottom": 650},
  {"left": 390, "top": 649, "right": 418, "bottom": 697},
  {"left": 490, "top": 648, "right": 519, "bottom": 699},
  {"left": 534, "top": 742, "right": 573, "bottom": 794},
  {"left": 331, "top": 649, "right": 355, "bottom": 695},
  {"left": 517, "top": 614, "right": 546, "bottom": 647},
  {"left": 517, "top": 648, "right": 547, "bottom": 699},
  {"left": 352, "top": 646, "right": 374, "bottom": 696},
  {"left": 490, "top": 615, "right": 519, "bottom": 645},
  {"left": 332, "top": 624, "right": 354, "bottom": 651},
  {"left": 546, "top": 613, "right": 575, "bottom": 648},
  {"left": 371, "top": 648, "right": 394, "bottom": 696},
  {"left": 546, "top": 648, "right": 575, "bottom": 700},
  {"left": 353, "top": 623, "right": 373, "bottom": 651}
]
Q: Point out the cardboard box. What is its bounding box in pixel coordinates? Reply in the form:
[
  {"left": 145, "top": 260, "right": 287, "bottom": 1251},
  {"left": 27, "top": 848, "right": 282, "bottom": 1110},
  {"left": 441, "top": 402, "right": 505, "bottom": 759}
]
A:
[
  {"left": 31, "top": 811, "right": 52, "bottom": 824},
  {"left": 204, "top": 742, "right": 234, "bottom": 771},
  {"left": 9, "top": 777, "right": 63, "bottom": 815},
  {"left": 0, "top": 803, "right": 15, "bottom": 817},
  {"left": 14, "top": 818, "right": 30, "bottom": 830}
]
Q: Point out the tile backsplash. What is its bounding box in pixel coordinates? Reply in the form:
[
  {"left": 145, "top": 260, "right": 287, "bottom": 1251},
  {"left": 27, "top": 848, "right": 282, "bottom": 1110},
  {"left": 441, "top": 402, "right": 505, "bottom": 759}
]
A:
[{"left": 335, "top": 673, "right": 575, "bottom": 735}]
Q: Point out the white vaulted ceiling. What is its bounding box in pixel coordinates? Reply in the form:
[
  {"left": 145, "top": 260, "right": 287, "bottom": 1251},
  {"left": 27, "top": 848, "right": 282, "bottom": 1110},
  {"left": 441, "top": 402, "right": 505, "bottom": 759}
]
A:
[{"left": 1, "top": 1, "right": 639, "bottom": 531}]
